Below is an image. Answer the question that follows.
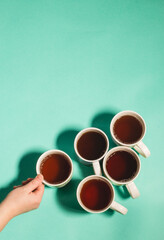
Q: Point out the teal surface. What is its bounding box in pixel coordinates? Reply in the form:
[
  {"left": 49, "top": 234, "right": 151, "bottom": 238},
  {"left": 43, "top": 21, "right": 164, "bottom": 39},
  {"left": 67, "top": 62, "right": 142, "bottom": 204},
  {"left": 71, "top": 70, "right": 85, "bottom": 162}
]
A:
[{"left": 0, "top": 0, "right": 164, "bottom": 239}]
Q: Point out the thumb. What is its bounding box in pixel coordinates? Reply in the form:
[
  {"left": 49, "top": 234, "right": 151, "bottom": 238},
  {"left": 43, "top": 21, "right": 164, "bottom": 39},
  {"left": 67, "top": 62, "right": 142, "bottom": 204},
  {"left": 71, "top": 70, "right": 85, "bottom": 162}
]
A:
[{"left": 23, "top": 174, "right": 43, "bottom": 192}]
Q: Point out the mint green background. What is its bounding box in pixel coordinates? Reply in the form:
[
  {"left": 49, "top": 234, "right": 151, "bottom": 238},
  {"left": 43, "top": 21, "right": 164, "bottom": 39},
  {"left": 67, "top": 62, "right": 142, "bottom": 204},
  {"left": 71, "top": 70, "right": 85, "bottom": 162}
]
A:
[{"left": 0, "top": 0, "right": 164, "bottom": 239}]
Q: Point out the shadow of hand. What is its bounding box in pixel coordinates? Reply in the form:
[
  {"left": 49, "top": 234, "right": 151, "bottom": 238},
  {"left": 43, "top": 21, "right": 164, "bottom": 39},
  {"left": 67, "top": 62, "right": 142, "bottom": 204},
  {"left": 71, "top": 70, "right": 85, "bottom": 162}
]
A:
[{"left": 0, "top": 151, "right": 44, "bottom": 202}]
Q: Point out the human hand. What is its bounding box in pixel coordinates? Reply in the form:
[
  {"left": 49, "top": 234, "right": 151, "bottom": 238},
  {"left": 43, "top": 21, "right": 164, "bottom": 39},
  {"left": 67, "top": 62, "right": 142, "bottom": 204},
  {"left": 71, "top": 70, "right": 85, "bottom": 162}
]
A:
[
  {"left": 2, "top": 174, "right": 44, "bottom": 219},
  {"left": 0, "top": 174, "right": 44, "bottom": 231}
]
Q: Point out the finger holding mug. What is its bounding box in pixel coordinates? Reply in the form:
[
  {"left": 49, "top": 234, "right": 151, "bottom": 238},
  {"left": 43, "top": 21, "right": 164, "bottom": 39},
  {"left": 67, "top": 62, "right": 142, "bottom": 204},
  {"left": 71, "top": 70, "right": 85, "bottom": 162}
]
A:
[
  {"left": 74, "top": 127, "right": 109, "bottom": 176},
  {"left": 103, "top": 146, "right": 141, "bottom": 199}
]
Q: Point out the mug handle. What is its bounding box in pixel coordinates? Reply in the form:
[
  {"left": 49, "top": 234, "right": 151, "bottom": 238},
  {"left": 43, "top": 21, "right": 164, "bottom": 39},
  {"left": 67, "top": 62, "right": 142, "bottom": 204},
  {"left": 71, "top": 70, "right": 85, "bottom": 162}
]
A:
[
  {"left": 92, "top": 161, "right": 102, "bottom": 176},
  {"left": 126, "top": 181, "right": 140, "bottom": 199},
  {"left": 133, "top": 141, "right": 150, "bottom": 158},
  {"left": 110, "top": 201, "right": 128, "bottom": 215}
]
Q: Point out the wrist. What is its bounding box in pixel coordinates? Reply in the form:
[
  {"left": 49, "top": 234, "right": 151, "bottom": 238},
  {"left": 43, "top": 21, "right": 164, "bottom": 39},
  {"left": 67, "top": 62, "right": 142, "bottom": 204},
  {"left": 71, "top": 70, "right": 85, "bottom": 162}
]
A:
[
  {"left": 0, "top": 200, "right": 15, "bottom": 221},
  {"left": 0, "top": 201, "right": 13, "bottom": 232}
]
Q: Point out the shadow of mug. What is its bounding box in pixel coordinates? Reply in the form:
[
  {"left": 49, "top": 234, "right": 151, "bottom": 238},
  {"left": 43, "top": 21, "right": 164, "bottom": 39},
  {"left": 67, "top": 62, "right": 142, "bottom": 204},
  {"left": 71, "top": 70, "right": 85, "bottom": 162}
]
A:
[
  {"left": 55, "top": 179, "right": 87, "bottom": 214},
  {"left": 91, "top": 111, "right": 118, "bottom": 149},
  {"left": 114, "top": 185, "right": 131, "bottom": 199}
]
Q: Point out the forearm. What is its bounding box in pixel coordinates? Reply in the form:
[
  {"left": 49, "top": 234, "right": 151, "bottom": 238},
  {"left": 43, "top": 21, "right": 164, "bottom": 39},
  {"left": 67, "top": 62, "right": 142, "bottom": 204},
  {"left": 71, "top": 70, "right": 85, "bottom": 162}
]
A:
[{"left": 0, "top": 201, "right": 13, "bottom": 232}]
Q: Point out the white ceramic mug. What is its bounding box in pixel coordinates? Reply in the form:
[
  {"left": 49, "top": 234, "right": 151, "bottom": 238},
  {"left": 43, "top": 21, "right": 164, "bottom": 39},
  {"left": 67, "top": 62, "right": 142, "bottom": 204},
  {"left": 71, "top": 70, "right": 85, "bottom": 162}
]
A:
[
  {"left": 74, "top": 127, "right": 109, "bottom": 176},
  {"left": 103, "top": 146, "right": 141, "bottom": 199},
  {"left": 110, "top": 110, "right": 150, "bottom": 158},
  {"left": 77, "top": 175, "right": 128, "bottom": 215},
  {"left": 36, "top": 149, "right": 73, "bottom": 188}
]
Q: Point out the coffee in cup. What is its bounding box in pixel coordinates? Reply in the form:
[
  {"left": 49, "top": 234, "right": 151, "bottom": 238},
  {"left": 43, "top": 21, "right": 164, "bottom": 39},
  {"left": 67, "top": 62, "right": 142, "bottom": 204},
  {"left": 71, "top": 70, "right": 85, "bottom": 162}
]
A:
[
  {"left": 103, "top": 146, "right": 140, "bottom": 199},
  {"left": 77, "top": 175, "right": 128, "bottom": 214},
  {"left": 36, "top": 150, "right": 73, "bottom": 188},
  {"left": 110, "top": 111, "right": 150, "bottom": 158},
  {"left": 74, "top": 127, "right": 109, "bottom": 175}
]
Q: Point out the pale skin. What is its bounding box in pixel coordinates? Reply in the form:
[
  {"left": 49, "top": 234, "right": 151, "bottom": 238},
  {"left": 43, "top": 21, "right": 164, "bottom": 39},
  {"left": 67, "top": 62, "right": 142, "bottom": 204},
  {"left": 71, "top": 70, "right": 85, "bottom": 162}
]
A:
[{"left": 0, "top": 174, "right": 44, "bottom": 232}]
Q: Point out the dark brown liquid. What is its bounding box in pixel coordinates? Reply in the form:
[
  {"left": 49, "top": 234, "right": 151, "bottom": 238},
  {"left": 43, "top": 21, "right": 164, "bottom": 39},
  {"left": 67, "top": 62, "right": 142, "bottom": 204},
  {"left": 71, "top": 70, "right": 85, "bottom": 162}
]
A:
[
  {"left": 80, "top": 179, "right": 112, "bottom": 211},
  {"left": 40, "top": 154, "right": 71, "bottom": 184},
  {"left": 113, "top": 115, "right": 143, "bottom": 144},
  {"left": 106, "top": 151, "right": 138, "bottom": 182},
  {"left": 77, "top": 131, "right": 107, "bottom": 160}
]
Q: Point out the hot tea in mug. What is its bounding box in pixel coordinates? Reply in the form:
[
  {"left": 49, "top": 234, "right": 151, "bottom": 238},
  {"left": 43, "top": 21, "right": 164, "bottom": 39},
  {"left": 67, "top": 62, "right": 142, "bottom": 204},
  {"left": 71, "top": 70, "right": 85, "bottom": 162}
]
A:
[
  {"left": 74, "top": 127, "right": 109, "bottom": 175},
  {"left": 77, "top": 175, "right": 128, "bottom": 214},
  {"left": 103, "top": 146, "right": 141, "bottom": 199},
  {"left": 110, "top": 111, "right": 150, "bottom": 158},
  {"left": 40, "top": 153, "right": 72, "bottom": 184},
  {"left": 36, "top": 150, "right": 73, "bottom": 188}
]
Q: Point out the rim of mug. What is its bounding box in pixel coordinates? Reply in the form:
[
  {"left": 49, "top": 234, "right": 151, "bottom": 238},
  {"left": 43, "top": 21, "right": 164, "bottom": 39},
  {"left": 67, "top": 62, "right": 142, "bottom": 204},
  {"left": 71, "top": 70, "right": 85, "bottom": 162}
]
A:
[
  {"left": 103, "top": 146, "right": 141, "bottom": 185},
  {"left": 76, "top": 175, "right": 115, "bottom": 213},
  {"left": 74, "top": 127, "right": 109, "bottom": 163},
  {"left": 110, "top": 110, "right": 146, "bottom": 147},
  {"left": 36, "top": 149, "right": 73, "bottom": 187}
]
